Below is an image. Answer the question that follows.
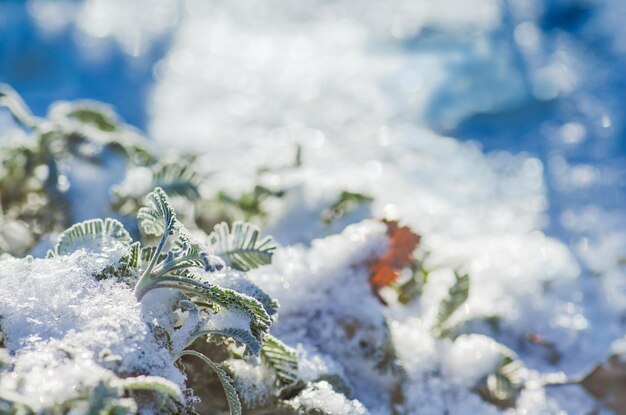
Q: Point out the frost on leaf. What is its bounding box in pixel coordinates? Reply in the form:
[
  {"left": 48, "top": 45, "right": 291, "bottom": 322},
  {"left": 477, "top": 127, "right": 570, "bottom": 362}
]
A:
[
  {"left": 0, "top": 83, "right": 36, "bottom": 127},
  {"left": 47, "top": 218, "right": 133, "bottom": 257},
  {"left": 432, "top": 272, "right": 470, "bottom": 337},
  {"left": 138, "top": 186, "right": 178, "bottom": 237},
  {"left": 181, "top": 350, "right": 242, "bottom": 415},
  {"left": 474, "top": 343, "right": 524, "bottom": 409},
  {"left": 208, "top": 221, "right": 276, "bottom": 272},
  {"left": 321, "top": 191, "right": 373, "bottom": 225},
  {"left": 260, "top": 334, "right": 299, "bottom": 388},
  {"left": 112, "top": 161, "right": 201, "bottom": 214}
]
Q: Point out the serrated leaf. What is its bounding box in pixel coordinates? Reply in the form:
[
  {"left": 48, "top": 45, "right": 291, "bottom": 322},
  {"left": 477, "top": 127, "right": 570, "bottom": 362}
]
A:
[
  {"left": 261, "top": 334, "right": 299, "bottom": 387},
  {"left": 202, "top": 327, "right": 263, "bottom": 356},
  {"left": 171, "top": 232, "right": 224, "bottom": 273},
  {"left": 0, "top": 83, "right": 36, "bottom": 127},
  {"left": 138, "top": 187, "right": 177, "bottom": 237},
  {"left": 220, "top": 277, "right": 279, "bottom": 318},
  {"left": 63, "top": 104, "right": 119, "bottom": 132},
  {"left": 180, "top": 350, "right": 242, "bottom": 415},
  {"left": 208, "top": 221, "right": 276, "bottom": 271},
  {"left": 474, "top": 346, "right": 524, "bottom": 409},
  {"left": 140, "top": 245, "right": 161, "bottom": 263},
  {"left": 321, "top": 190, "right": 373, "bottom": 225},
  {"left": 433, "top": 272, "right": 469, "bottom": 336},
  {"left": 194, "top": 283, "right": 271, "bottom": 347},
  {"left": 49, "top": 218, "right": 132, "bottom": 256},
  {"left": 165, "top": 280, "right": 271, "bottom": 354},
  {"left": 119, "top": 375, "right": 183, "bottom": 402},
  {"left": 86, "top": 382, "right": 137, "bottom": 415},
  {"left": 120, "top": 241, "right": 141, "bottom": 270},
  {"left": 152, "top": 163, "right": 200, "bottom": 200}
]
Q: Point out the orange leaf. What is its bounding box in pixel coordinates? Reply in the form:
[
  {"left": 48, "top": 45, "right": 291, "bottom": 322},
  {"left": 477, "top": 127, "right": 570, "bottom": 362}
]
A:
[
  {"left": 368, "top": 220, "right": 420, "bottom": 291},
  {"left": 385, "top": 220, "right": 420, "bottom": 269},
  {"left": 369, "top": 261, "right": 399, "bottom": 289}
]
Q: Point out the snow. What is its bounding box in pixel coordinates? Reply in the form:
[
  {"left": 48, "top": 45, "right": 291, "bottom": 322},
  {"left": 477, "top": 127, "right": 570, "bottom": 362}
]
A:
[
  {"left": 136, "top": 2, "right": 623, "bottom": 413},
  {"left": 142, "top": 0, "right": 611, "bottom": 412},
  {"left": 0, "top": 249, "right": 185, "bottom": 409},
  {"left": 244, "top": 220, "right": 589, "bottom": 413},
  {"left": 227, "top": 359, "right": 275, "bottom": 407},
  {"left": 286, "top": 381, "right": 369, "bottom": 415}
]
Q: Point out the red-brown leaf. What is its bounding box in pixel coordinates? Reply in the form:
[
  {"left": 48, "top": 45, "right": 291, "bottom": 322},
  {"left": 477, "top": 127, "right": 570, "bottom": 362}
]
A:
[{"left": 368, "top": 220, "right": 420, "bottom": 291}]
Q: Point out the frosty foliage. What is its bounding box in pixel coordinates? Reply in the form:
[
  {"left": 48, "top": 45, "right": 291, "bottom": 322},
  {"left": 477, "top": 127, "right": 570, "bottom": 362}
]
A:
[
  {"left": 0, "top": 84, "right": 152, "bottom": 257},
  {"left": 0, "top": 186, "right": 364, "bottom": 414},
  {"left": 0, "top": 251, "right": 184, "bottom": 412},
  {"left": 2, "top": 0, "right": 626, "bottom": 413}
]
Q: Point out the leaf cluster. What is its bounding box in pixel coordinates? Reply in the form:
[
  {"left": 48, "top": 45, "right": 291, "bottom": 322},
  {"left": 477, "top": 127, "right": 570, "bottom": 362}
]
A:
[{"left": 0, "top": 85, "right": 152, "bottom": 256}]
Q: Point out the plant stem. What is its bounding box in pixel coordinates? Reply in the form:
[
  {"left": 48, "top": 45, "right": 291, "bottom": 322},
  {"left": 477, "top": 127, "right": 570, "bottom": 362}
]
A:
[{"left": 134, "top": 230, "right": 169, "bottom": 299}]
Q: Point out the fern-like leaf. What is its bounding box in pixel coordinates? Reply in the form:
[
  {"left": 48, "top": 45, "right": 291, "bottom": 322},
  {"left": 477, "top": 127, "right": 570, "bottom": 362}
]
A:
[
  {"left": 433, "top": 272, "right": 469, "bottom": 336},
  {"left": 0, "top": 84, "right": 36, "bottom": 127},
  {"left": 199, "top": 327, "right": 263, "bottom": 356},
  {"left": 119, "top": 375, "right": 183, "bottom": 402},
  {"left": 218, "top": 277, "right": 279, "bottom": 318},
  {"left": 59, "top": 102, "right": 119, "bottom": 132},
  {"left": 180, "top": 350, "right": 242, "bottom": 415},
  {"left": 261, "top": 334, "right": 299, "bottom": 387},
  {"left": 152, "top": 163, "right": 200, "bottom": 200},
  {"left": 138, "top": 187, "right": 177, "bottom": 237},
  {"left": 120, "top": 241, "right": 141, "bottom": 270},
  {"left": 208, "top": 221, "right": 276, "bottom": 271},
  {"left": 169, "top": 231, "right": 224, "bottom": 273},
  {"left": 160, "top": 278, "right": 271, "bottom": 353},
  {"left": 48, "top": 218, "right": 132, "bottom": 256},
  {"left": 474, "top": 346, "right": 524, "bottom": 409}
]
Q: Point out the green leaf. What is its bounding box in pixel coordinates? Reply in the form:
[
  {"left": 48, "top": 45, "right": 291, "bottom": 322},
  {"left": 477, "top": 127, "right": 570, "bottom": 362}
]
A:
[
  {"left": 152, "top": 162, "right": 200, "bottom": 200},
  {"left": 214, "top": 185, "right": 283, "bottom": 222},
  {"left": 49, "top": 218, "right": 132, "bottom": 256},
  {"left": 221, "top": 277, "right": 279, "bottom": 318},
  {"left": 321, "top": 191, "right": 373, "bottom": 225},
  {"left": 0, "top": 83, "right": 36, "bottom": 127},
  {"left": 140, "top": 245, "right": 160, "bottom": 263},
  {"left": 138, "top": 187, "right": 177, "bottom": 237},
  {"left": 396, "top": 260, "right": 429, "bottom": 304},
  {"left": 169, "top": 232, "right": 224, "bottom": 273},
  {"left": 63, "top": 103, "right": 119, "bottom": 132},
  {"left": 474, "top": 348, "right": 524, "bottom": 409},
  {"left": 161, "top": 278, "right": 271, "bottom": 354},
  {"left": 201, "top": 327, "right": 264, "bottom": 356},
  {"left": 120, "top": 241, "right": 141, "bottom": 270},
  {"left": 119, "top": 375, "right": 183, "bottom": 402},
  {"left": 86, "top": 382, "right": 137, "bottom": 415},
  {"left": 180, "top": 350, "right": 242, "bottom": 415},
  {"left": 261, "top": 334, "right": 299, "bottom": 387},
  {"left": 208, "top": 221, "right": 276, "bottom": 271},
  {"left": 433, "top": 272, "right": 469, "bottom": 336},
  {"left": 195, "top": 283, "right": 271, "bottom": 345}
]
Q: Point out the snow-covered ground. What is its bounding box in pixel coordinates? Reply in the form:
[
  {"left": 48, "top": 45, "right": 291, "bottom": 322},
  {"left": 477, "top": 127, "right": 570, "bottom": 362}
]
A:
[{"left": 2, "top": 0, "right": 626, "bottom": 414}]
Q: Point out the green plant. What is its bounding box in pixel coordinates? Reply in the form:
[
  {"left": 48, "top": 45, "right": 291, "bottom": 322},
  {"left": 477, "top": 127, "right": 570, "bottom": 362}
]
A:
[
  {"left": 0, "top": 84, "right": 152, "bottom": 256},
  {"left": 14, "top": 186, "right": 358, "bottom": 414}
]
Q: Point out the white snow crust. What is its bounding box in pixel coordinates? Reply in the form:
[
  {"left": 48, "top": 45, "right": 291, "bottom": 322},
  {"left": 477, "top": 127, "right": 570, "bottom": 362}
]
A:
[{"left": 0, "top": 249, "right": 185, "bottom": 410}]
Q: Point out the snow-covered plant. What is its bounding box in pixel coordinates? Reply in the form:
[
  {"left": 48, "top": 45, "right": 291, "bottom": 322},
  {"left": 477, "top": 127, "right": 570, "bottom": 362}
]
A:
[
  {"left": 112, "top": 159, "right": 201, "bottom": 216},
  {"left": 1, "top": 186, "right": 360, "bottom": 414},
  {"left": 0, "top": 84, "right": 151, "bottom": 256}
]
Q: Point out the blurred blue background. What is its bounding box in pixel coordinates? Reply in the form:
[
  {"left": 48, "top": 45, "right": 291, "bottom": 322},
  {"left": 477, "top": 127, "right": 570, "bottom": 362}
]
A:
[{"left": 1, "top": 0, "right": 625, "bottom": 248}]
